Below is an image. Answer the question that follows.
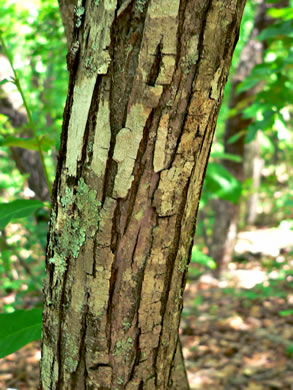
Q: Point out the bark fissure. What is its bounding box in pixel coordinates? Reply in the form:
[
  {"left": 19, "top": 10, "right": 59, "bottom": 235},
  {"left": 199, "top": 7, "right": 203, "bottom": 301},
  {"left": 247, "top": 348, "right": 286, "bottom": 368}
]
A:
[
  {"left": 56, "top": 263, "right": 71, "bottom": 388},
  {"left": 122, "top": 108, "right": 155, "bottom": 235},
  {"left": 153, "top": 177, "right": 191, "bottom": 383},
  {"left": 71, "top": 296, "right": 90, "bottom": 386},
  {"left": 147, "top": 40, "right": 163, "bottom": 86},
  {"left": 168, "top": 0, "right": 212, "bottom": 167}
]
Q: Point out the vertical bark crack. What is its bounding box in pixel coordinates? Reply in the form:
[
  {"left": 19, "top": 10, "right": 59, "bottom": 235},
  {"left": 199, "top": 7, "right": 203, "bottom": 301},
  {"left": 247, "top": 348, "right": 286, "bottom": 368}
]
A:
[{"left": 146, "top": 40, "right": 163, "bottom": 86}]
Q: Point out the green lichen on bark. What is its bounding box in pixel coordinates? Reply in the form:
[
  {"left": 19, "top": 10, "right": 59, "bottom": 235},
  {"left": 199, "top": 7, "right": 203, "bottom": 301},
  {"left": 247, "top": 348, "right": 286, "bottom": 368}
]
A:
[
  {"left": 74, "top": 5, "right": 85, "bottom": 28},
  {"left": 114, "top": 337, "right": 133, "bottom": 361},
  {"left": 49, "top": 177, "right": 101, "bottom": 283},
  {"left": 136, "top": 0, "right": 147, "bottom": 13},
  {"left": 85, "top": 56, "right": 97, "bottom": 78}
]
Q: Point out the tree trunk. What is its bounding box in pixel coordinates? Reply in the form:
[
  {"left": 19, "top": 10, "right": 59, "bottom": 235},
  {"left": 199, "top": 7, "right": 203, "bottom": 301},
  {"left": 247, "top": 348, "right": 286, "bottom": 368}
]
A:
[
  {"left": 0, "top": 55, "right": 50, "bottom": 201},
  {"left": 40, "top": 1, "right": 245, "bottom": 389},
  {"left": 244, "top": 130, "right": 264, "bottom": 225},
  {"left": 210, "top": 0, "right": 287, "bottom": 273}
]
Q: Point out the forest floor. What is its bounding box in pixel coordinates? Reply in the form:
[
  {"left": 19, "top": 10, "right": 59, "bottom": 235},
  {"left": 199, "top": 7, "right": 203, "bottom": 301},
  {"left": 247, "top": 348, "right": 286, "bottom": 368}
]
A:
[{"left": 0, "top": 226, "right": 293, "bottom": 390}]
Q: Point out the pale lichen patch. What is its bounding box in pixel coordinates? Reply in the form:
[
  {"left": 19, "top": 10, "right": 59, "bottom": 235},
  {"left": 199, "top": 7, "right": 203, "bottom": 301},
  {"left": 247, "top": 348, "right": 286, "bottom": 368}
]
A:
[
  {"left": 65, "top": 77, "right": 96, "bottom": 176},
  {"left": 153, "top": 114, "right": 169, "bottom": 172},
  {"left": 88, "top": 271, "right": 111, "bottom": 317},
  {"left": 156, "top": 55, "right": 176, "bottom": 85},
  {"left": 143, "top": 85, "right": 163, "bottom": 107},
  {"left": 91, "top": 96, "right": 111, "bottom": 179},
  {"left": 40, "top": 344, "right": 59, "bottom": 390},
  {"left": 210, "top": 61, "right": 224, "bottom": 100},
  {"left": 80, "top": 0, "right": 117, "bottom": 76}
]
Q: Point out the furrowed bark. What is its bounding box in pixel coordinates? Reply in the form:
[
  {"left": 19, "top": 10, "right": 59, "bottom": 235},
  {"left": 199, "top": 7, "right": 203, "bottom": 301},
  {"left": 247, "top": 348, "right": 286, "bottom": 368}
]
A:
[{"left": 41, "top": 1, "right": 246, "bottom": 389}]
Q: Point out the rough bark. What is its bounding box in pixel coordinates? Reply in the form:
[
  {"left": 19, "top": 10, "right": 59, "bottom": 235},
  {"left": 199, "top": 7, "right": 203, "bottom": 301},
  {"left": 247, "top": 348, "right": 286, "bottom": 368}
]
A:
[
  {"left": 40, "top": 1, "right": 245, "bottom": 389},
  {"left": 210, "top": 0, "right": 288, "bottom": 273},
  {"left": 58, "top": 0, "right": 76, "bottom": 48}
]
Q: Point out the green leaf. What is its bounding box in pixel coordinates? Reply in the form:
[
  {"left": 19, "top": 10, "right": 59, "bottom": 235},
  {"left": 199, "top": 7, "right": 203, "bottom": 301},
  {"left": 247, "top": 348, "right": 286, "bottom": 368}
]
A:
[
  {"left": 0, "top": 309, "right": 42, "bottom": 358},
  {"left": 205, "top": 163, "right": 242, "bottom": 204},
  {"left": 211, "top": 151, "right": 242, "bottom": 163},
  {"left": 0, "top": 199, "right": 44, "bottom": 229},
  {"left": 267, "top": 7, "right": 293, "bottom": 21},
  {"left": 227, "top": 131, "right": 246, "bottom": 145},
  {"left": 0, "top": 135, "right": 54, "bottom": 152},
  {"left": 279, "top": 309, "right": 293, "bottom": 317},
  {"left": 237, "top": 78, "right": 260, "bottom": 93},
  {"left": 191, "top": 246, "right": 216, "bottom": 269},
  {"left": 258, "top": 20, "right": 293, "bottom": 41},
  {"left": 286, "top": 344, "right": 293, "bottom": 356},
  {"left": 0, "top": 78, "right": 10, "bottom": 86}
]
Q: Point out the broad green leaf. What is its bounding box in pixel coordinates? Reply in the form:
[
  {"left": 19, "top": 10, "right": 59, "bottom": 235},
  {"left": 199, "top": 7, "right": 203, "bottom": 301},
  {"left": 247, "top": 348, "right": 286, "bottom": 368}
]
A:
[
  {"left": 0, "top": 308, "right": 42, "bottom": 358},
  {"left": 0, "top": 135, "right": 54, "bottom": 152},
  {"left": 0, "top": 199, "right": 44, "bottom": 229}
]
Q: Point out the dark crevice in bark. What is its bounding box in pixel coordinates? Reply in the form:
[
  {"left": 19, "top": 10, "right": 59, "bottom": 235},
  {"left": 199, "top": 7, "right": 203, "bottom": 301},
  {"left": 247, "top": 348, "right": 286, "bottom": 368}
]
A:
[
  {"left": 110, "top": 200, "right": 120, "bottom": 254},
  {"left": 146, "top": 40, "right": 163, "bottom": 86},
  {"left": 123, "top": 161, "right": 146, "bottom": 236},
  {"left": 167, "top": 334, "right": 180, "bottom": 387},
  {"left": 153, "top": 179, "right": 190, "bottom": 386},
  {"left": 180, "top": 176, "right": 198, "bottom": 290},
  {"left": 199, "top": 123, "right": 210, "bottom": 155},
  {"left": 101, "top": 0, "right": 151, "bottom": 201},
  {"left": 126, "top": 326, "right": 142, "bottom": 385},
  {"left": 101, "top": 0, "right": 150, "bottom": 202},
  {"left": 222, "top": 17, "right": 240, "bottom": 62},
  {"left": 130, "top": 226, "right": 141, "bottom": 267},
  {"left": 56, "top": 261, "right": 71, "bottom": 387},
  {"left": 89, "top": 363, "right": 112, "bottom": 370},
  {"left": 92, "top": 235, "right": 98, "bottom": 278},
  {"left": 167, "top": 0, "right": 213, "bottom": 171},
  {"left": 169, "top": 338, "right": 190, "bottom": 390},
  {"left": 175, "top": 0, "right": 188, "bottom": 70},
  {"left": 53, "top": 75, "right": 75, "bottom": 201},
  {"left": 106, "top": 263, "right": 118, "bottom": 352},
  {"left": 72, "top": 295, "right": 90, "bottom": 387},
  {"left": 122, "top": 109, "right": 155, "bottom": 235}
]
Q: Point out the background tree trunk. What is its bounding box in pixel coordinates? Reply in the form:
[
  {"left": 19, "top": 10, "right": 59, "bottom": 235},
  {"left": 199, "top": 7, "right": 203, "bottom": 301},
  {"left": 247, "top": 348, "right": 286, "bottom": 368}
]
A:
[
  {"left": 41, "top": 1, "right": 245, "bottom": 388},
  {"left": 209, "top": 0, "right": 288, "bottom": 274},
  {"left": 0, "top": 55, "right": 50, "bottom": 201}
]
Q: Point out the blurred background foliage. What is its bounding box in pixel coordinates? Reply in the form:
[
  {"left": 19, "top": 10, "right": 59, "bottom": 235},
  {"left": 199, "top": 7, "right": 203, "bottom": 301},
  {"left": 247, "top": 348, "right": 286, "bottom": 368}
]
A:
[{"left": 0, "top": 0, "right": 292, "bottom": 364}]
